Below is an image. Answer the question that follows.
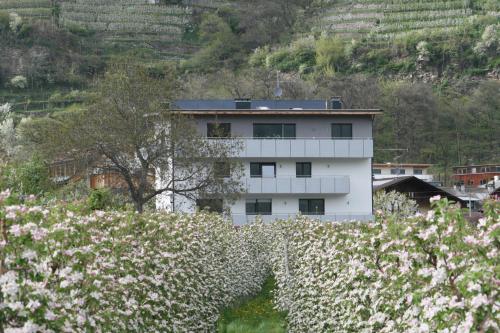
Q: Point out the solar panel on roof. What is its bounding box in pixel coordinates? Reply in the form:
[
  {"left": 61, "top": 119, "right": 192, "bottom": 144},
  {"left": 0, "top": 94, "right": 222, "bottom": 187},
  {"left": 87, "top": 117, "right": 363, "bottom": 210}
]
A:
[{"left": 172, "top": 99, "right": 328, "bottom": 110}]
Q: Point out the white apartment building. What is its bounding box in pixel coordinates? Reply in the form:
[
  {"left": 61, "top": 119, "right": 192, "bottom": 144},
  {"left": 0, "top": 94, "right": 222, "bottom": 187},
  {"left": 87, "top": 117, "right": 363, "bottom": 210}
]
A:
[
  {"left": 373, "top": 163, "right": 433, "bottom": 182},
  {"left": 157, "top": 99, "right": 382, "bottom": 225}
]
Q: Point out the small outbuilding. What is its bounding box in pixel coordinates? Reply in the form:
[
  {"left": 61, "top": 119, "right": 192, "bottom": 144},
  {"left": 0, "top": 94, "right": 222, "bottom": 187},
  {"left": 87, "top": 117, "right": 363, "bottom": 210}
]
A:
[{"left": 374, "top": 176, "right": 466, "bottom": 210}]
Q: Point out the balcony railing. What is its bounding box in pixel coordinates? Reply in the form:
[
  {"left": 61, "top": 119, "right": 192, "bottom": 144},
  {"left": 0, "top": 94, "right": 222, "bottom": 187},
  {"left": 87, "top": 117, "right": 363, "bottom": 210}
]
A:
[
  {"left": 231, "top": 213, "right": 374, "bottom": 225},
  {"left": 207, "top": 137, "right": 373, "bottom": 158},
  {"left": 244, "top": 176, "right": 349, "bottom": 194}
]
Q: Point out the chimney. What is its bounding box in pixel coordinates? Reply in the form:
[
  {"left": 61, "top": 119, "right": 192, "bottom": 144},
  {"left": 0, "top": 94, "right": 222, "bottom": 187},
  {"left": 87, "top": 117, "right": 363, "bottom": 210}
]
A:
[
  {"left": 330, "top": 96, "right": 343, "bottom": 109},
  {"left": 235, "top": 98, "right": 251, "bottom": 109}
]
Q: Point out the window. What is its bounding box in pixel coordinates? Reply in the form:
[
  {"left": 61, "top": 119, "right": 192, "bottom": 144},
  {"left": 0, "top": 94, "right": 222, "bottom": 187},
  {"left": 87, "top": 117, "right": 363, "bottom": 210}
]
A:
[
  {"left": 253, "top": 124, "right": 296, "bottom": 138},
  {"left": 196, "top": 199, "right": 223, "bottom": 213},
  {"left": 480, "top": 179, "right": 487, "bottom": 185},
  {"left": 214, "top": 162, "right": 231, "bottom": 178},
  {"left": 246, "top": 199, "right": 272, "bottom": 215},
  {"left": 391, "top": 168, "right": 406, "bottom": 175},
  {"left": 296, "top": 162, "right": 312, "bottom": 178},
  {"left": 250, "top": 163, "right": 276, "bottom": 178},
  {"left": 299, "top": 199, "right": 325, "bottom": 215},
  {"left": 373, "top": 169, "right": 382, "bottom": 175},
  {"left": 207, "top": 123, "right": 231, "bottom": 138},
  {"left": 331, "top": 123, "right": 352, "bottom": 139},
  {"left": 414, "top": 169, "right": 423, "bottom": 175}
]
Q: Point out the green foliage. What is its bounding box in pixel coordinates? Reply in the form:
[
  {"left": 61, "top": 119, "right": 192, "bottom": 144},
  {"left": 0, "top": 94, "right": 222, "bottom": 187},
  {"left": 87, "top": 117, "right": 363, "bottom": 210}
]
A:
[
  {"left": 183, "top": 13, "right": 243, "bottom": 71},
  {"left": 266, "top": 44, "right": 316, "bottom": 73},
  {"left": 218, "top": 277, "right": 287, "bottom": 333},
  {"left": 0, "top": 11, "right": 9, "bottom": 32},
  {"left": 87, "top": 188, "right": 112, "bottom": 211},
  {"left": 248, "top": 46, "right": 270, "bottom": 68},
  {"left": 66, "top": 22, "right": 91, "bottom": 36},
  {"left": 0, "top": 157, "right": 53, "bottom": 196},
  {"left": 315, "top": 36, "right": 346, "bottom": 75}
]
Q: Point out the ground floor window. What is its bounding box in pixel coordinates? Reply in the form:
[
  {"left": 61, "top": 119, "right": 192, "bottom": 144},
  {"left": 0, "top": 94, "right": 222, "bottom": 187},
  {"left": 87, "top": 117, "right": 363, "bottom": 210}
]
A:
[
  {"left": 299, "top": 199, "right": 325, "bottom": 215},
  {"left": 196, "top": 199, "right": 223, "bottom": 213},
  {"left": 246, "top": 199, "right": 272, "bottom": 215}
]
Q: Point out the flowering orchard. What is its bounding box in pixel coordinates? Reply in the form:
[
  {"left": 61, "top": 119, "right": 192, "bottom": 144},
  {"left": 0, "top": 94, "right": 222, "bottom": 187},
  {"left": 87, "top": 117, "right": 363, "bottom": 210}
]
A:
[
  {"left": 0, "top": 190, "right": 270, "bottom": 332},
  {"left": 270, "top": 197, "right": 499, "bottom": 332},
  {"left": 1, "top": 189, "right": 498, "bottom": 332}
]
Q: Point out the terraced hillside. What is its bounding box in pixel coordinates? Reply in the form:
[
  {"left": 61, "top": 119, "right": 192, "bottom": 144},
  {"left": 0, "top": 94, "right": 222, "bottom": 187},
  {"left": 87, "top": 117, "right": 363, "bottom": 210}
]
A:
[
  {"left": 315, "top": 0, "right": 499, "bottom": 39},
  {"left": 59, "top": 0, "right": 194, "bottom": 58},
  {"left": 60, "top": 1, "right": 190, "bottom": 40},
  {"left": 0, "top": 0, "right": 53, "bottom": 21},
  {"left": 0, "top": 0, "right": 228, "bottom": 59}
]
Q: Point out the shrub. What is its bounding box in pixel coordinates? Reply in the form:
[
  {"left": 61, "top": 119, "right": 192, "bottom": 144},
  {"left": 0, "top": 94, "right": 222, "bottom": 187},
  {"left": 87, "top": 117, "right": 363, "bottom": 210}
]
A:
[
  {"left": 87, "top": 188, "right": 112, "bottom": 210},
  {"left": 8, "top": 12, "right": 22, "bottom": 32},
  {"left": 315, "top": 36, "right": 346, "bottom": 75},
  {"left": 0, "top": 158, "right": 52, "bottom": 196},
  {"left": 266, "top": 45, "right": 316, "bottom": 73},
  {"left": 374, "top": 190, "right": 418, "bottom": 217},
  {"left": 249, "top": 46, "right": 271, "bottom": 68},
  {"left": 9, "top": 75, "right": 28, "bottom": 89},
  {"left": 474, "top": 24, "right": 499, "bottom": 57}
]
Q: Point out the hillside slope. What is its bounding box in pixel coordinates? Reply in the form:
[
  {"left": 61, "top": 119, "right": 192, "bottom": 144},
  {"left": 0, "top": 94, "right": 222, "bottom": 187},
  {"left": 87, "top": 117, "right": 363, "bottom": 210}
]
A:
[{"left": 314, "top": 0, "right": 499, "bottom": 39}]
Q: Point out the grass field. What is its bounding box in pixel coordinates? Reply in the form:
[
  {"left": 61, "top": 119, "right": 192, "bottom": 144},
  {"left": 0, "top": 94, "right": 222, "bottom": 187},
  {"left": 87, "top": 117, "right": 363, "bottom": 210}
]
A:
[{"left": 217, "top": 277, "right": 287, "bottom": 333}]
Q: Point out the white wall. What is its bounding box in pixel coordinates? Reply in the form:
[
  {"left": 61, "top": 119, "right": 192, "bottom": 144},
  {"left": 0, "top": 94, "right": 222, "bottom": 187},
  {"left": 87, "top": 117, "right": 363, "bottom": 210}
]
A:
[
  {"left": 164, "top": 158, "right": 372, "bottom": 216},
  {"left": 175, "top": 158, "right": 373, "bottom": 216},
  {"left": 373, "top": 166, "right": 433, "bottom": 181}
]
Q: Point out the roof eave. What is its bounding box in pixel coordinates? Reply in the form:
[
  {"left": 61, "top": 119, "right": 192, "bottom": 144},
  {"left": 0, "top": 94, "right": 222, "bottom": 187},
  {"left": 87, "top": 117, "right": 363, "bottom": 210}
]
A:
[{"left": 173, "top": 109, "right": 383, "bottom": 116}]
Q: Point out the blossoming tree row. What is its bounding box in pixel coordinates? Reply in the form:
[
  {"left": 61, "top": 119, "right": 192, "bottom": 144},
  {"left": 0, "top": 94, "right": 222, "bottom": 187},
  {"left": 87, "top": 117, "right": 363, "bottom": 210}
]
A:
[
  {"left": 0, "top": 191, "right": 271, "bottom": 332},
  {"left": 1, "top": 188, "right": 498, "bottom": 332},
  {"left": 270, "top": 198, "right": 499, "bottom": 332}
]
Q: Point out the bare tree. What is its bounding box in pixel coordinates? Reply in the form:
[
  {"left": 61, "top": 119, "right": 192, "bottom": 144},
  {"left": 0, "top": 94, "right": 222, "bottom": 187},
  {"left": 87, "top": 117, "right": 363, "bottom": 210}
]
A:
[
  {"left": 21, "top": 63, "right": 243, "bottom": 212},
  {"left": 315, "top": 74, "right": 381, "bottom": 109}
]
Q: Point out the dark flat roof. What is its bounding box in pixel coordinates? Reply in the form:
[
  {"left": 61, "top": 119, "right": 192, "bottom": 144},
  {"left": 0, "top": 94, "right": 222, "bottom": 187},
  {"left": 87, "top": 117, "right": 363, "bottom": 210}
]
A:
[
  {"left": 172, "top": 99, "right": 382, "bottom": 116},
  {"left": 174, "top": 99, "right": 329, "bottom": 110}
]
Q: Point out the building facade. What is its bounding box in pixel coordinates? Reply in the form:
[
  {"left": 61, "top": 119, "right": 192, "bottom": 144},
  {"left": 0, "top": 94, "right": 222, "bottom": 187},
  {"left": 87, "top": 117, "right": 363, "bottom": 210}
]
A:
[
  {"left": 452, "top": 164, "right": 500, "bottom": 187},
  {"left": 373, "top": 163, "right": 433, "bottom": 182},
  {"left": 157, "top": 99, "right": 382, "bottom": 225}
]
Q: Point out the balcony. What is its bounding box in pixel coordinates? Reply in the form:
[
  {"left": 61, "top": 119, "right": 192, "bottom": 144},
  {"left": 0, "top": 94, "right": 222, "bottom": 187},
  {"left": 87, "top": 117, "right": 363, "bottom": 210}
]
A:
[
  {"left": 244, "top": 176, "right": 349, "bottom": 194},
  {"left": 208, "top": 138, "right": 373, "bottom": 158}
]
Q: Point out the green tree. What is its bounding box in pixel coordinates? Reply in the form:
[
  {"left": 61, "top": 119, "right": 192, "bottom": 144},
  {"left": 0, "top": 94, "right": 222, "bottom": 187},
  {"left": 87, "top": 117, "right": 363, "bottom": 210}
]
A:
[
  {"left": 184, "top": 13, "right": 242, "bottom": 72},
  {"left": 376, "top": 82, "right": 438, "bottom": 163},
  {"left": 462, "top": 80, "right": 500, "bottom": 163}
]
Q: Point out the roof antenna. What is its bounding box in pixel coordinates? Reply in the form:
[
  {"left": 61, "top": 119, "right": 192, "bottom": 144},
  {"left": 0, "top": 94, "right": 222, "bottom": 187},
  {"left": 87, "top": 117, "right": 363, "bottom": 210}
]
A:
[{"left": 274, "top": 70, "right": 283, "bottom": 99}]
